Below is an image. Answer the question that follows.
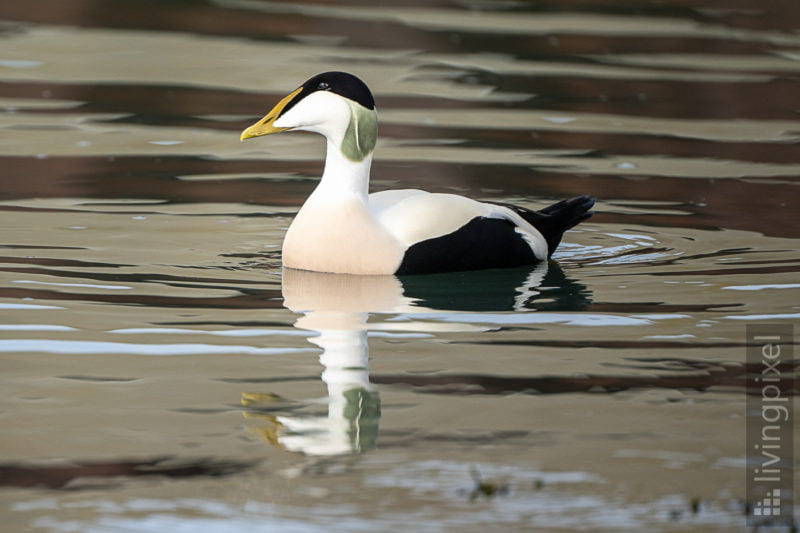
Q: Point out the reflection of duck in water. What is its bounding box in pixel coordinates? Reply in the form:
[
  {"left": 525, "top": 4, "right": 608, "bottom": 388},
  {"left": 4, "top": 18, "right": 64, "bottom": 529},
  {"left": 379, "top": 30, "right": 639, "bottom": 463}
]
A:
[
  {"left": 251, "top": 271, "right": 404, "bottom": 456},
  {"left": 241, "top": 71, "right": 595, "bottom": 275},
  {"left": 399, "top": 262, "right": 591, "bottom": 313},
  {"left": 244, "top": 264, "right": 591, "bottom": 456}
]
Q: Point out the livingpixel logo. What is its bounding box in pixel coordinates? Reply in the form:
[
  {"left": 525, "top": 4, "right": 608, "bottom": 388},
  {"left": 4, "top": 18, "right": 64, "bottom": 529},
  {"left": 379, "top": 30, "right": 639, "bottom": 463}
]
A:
[{"left": 746, "top": 324, "right": 795, "bottom": 527}]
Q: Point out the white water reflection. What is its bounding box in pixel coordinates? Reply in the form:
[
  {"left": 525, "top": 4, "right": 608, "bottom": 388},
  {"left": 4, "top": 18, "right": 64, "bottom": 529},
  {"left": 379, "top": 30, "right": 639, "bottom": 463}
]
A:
[
  {"left": 0, "top": 324, "right": 77, "bottom": 332},
  {"left": 0, "top": 339, "right": 312, "bottom": 356},
  {"left": 721, "top": 283, "right": 800, "bottom": 291},
  {"left": 722, "top": 313, "right": 800, "bottom": 321},
  {"left": 13, "top": 280, "right": 133, "bottom": 290},
  {"left": 111, "top": 327, "right": 311, "bottom": 337},
  {"left": 0, "top": 303, "right": 64, "bottom": 310}
]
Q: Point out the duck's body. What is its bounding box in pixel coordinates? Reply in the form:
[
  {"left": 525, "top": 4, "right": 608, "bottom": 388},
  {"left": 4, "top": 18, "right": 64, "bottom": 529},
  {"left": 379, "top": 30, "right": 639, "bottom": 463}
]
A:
[{"left": 241, "top": 72, "right": 594, "bottom": 275}]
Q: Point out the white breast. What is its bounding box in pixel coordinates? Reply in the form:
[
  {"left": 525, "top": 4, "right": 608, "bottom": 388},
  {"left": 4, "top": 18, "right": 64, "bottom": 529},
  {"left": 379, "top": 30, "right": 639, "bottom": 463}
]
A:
[{"left": 282, "top": 193, "right": 405, "bottom": 275}]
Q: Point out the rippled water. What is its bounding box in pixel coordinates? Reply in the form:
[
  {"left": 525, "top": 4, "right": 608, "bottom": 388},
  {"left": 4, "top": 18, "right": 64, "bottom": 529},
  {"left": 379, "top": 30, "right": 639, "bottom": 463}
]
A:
[{"left": 1, "top": 1, "right": 799, "bottom": 531}]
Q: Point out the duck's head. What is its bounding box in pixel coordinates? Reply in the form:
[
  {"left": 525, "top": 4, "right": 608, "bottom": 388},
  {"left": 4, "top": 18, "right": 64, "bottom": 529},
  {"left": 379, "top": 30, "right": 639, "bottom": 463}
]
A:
[{"left": 240, "top": 71, "right": 377, "bottom": 162}]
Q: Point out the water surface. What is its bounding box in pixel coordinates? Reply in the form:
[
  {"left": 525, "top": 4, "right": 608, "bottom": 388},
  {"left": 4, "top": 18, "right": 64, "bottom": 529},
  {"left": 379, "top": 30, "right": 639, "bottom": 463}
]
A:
[{"left": 1, "top": 1, "right": 799, "bottom": 531}]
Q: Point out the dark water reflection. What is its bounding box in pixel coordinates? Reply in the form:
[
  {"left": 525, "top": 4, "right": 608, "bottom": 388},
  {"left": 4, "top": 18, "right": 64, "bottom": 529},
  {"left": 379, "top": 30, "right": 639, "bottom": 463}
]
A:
[
  {"left": 399, "top": 263, "right": 591, "bottom": 312},
  {"left": 1, "top": 0, "right": 799, "bottom": 531}
]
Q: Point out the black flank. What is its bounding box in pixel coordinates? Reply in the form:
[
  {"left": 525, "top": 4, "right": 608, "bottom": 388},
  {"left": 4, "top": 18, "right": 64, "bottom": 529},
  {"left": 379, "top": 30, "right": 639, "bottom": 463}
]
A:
[
  {"left": 396, "top": 217, "right": 537, "bottom": 275},
  {"left": 395, "top": 195, "right": 595, "bottom": 275}
]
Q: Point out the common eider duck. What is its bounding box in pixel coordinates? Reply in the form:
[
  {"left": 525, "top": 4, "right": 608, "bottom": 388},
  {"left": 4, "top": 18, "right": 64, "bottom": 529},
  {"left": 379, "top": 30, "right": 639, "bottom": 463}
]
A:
[{"left": 241, "top": 71, "right": 595, "bottom": 275}]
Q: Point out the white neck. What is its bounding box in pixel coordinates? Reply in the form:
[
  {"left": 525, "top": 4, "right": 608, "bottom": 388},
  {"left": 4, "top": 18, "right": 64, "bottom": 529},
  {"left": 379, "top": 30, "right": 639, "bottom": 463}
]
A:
[{"left": 308, "top": 139, "right": 373, "bottom": 202}]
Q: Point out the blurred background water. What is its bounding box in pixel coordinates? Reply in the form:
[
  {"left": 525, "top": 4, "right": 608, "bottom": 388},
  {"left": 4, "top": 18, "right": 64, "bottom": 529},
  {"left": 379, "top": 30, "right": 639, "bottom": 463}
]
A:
[{"left": 0, "top": 1, "right": 798, "bottom": 531}]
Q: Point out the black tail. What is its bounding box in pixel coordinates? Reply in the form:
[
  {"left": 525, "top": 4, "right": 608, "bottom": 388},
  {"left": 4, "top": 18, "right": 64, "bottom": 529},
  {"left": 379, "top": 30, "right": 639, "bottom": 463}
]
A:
[{"left": 492, "top": 195, "right": 595, "bottom": 258}]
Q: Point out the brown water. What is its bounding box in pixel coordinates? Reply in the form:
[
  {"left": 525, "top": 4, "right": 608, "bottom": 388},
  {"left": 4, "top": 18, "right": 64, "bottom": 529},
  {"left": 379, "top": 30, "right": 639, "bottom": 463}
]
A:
[{"left": 1, "top": 1, "right": 799, "bottom": 531}]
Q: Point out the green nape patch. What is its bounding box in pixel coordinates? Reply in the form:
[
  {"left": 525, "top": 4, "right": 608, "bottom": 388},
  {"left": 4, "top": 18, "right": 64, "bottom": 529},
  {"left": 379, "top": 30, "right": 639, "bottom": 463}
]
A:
[{"left": 341, "top": 101, "right": 377, "bottom": 162}]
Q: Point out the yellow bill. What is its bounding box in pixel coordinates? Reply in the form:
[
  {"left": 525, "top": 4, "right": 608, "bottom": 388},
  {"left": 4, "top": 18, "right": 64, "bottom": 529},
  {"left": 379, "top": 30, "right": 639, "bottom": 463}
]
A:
[{"left": 240, "top": 87, "right": 303, "bottom": 141}]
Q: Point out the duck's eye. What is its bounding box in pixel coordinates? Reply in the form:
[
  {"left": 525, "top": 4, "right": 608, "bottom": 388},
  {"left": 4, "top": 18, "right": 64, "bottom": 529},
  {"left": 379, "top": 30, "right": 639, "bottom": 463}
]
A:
[{"left": 317, "top": 81, "right": 330, "bottom": 91}]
